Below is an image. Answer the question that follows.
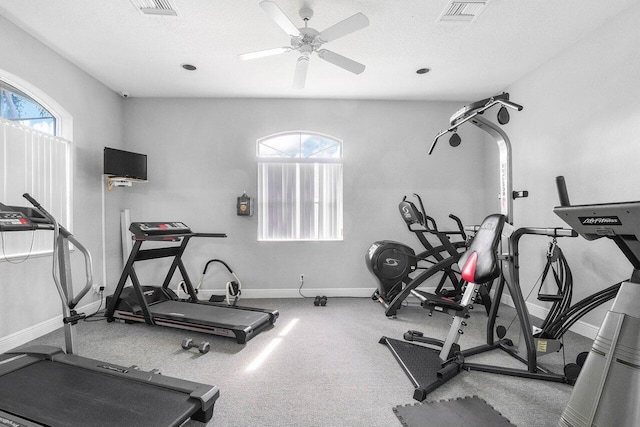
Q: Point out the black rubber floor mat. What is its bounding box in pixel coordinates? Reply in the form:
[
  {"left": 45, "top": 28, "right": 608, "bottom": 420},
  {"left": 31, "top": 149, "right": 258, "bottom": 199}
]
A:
[
  {"left": 393, "top": 395, "right": 516, "bottom": 427},
  {"left": 380, "top": 336, "right": 457, "bottom": 401}
]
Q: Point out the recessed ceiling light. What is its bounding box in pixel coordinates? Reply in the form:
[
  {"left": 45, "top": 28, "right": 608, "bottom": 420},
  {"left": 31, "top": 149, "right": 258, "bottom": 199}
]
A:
[
  {"left": 416, "top": 68, "right": 431, "bottom": 74},
  {"left": 181, "top": 64, "right": 197, "bottom": 71}
]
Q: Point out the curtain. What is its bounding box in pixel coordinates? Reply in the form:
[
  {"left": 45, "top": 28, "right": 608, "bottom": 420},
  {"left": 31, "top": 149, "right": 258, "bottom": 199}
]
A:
[
  {"left": 258, "top": 162, "right": 343, "bottom": 241},
  {"left": 0, "top": 118, "right": 70, "bottom": 258}
]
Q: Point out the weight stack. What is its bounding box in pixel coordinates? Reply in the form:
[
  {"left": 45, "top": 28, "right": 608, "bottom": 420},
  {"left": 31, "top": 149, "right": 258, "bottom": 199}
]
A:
[{"left": 558, "top": 282, "right": 640, "bottom": 427}]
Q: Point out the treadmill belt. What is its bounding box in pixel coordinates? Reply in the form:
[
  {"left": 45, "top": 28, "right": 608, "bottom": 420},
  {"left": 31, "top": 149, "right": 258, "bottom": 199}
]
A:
[
  {"left": 0, "top": 360, "right": 198, "bottom": 427},
  {"left": 150, "top": 300, "right": 270, "bottom": 328}
]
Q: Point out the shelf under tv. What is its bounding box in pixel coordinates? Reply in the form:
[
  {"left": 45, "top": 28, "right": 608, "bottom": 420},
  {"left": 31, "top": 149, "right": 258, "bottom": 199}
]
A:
[{"left": 105, "top": 175, "right": 148, "bottom": 190}]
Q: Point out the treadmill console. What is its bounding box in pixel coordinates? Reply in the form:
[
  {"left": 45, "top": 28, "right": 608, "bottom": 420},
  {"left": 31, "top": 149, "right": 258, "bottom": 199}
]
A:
[
  {"left": 130, "top": 222, "right": 192, "bottom": 237},
  {"left": 554, "top": 201, "right": 640, "bottom": 269},
  {"left": 554, "top": 202, "right": 640, "bottom": 241},
  {"left": 0, "top": 210, "right": 36, "bottom": 231}
]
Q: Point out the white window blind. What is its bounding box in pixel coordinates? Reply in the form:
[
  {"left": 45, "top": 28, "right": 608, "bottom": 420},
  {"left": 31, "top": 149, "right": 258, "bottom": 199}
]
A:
[
  {"left": 0, "top": 118, "right": 70, "bottom": 259},
  {"left": 257, "top": 132, "right": 343, "bottom": 241}
]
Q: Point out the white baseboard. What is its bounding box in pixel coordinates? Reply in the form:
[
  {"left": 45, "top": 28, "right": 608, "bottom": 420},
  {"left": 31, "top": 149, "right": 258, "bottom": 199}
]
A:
[
  {"left": 500, "top": 293, "right": 600, "bottom": 340},
  {"left": 196, "top": 287, "right": 376, "bottom": 299},
  {"left": 150, "top": 287, "right": 600, "bottom": 339},
  {"left": 0, "top": 299, "right": 102, "bottom": 354},
  {"left": 2, "top": 287, "right": 601, "bottom": 354},
  {"left": 197, "top": 286, "right": 602, "bottom": 339}
]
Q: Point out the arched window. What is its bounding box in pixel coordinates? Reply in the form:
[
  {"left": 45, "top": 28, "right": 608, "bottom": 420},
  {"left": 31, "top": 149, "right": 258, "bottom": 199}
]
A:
[
  {"left": 1, "top": 80, "right": 56, "bottom": 135},
  {"left": 0, "top": 74, "right": 71, "bottom": 259},
  {"left": 257, "top": 132, "right": 343, "bottom": 241}
]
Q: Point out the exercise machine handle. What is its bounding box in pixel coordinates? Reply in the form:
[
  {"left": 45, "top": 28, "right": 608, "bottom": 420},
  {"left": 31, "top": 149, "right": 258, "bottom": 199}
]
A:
[
  {"left": 23, "top": 193, "right": 56, "bottom": 227},
  {"left": 511, "top": 227, "right": 578, "bottom": 269},
  {"left": 500, "top": 99, "right": 524, "bottom": 111},
  {"left": 556, "top": 176, "right": 571, "bottom": 207},
  {"left": 424, "top": 214, "right": 439, "bottom": 233},
  {"left": 448, "top": 214, "right": 467, "bottom": 240},
  {"left": 413, "top": 193, "right": 439, "bottom": 232},
  {"left": 429, "top": 94, "right": 523, "bottom": 155},
  {"left": 22, "top": 193, "right": 94, "bottom": 310},
  {"left": 22, "top": 193, "right": 42, "bottom": 209}
]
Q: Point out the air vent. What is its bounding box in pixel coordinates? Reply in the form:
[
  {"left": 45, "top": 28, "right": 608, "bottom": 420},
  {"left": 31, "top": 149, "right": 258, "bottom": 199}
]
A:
[
  {"left": 130, "top": 0, "right": 178, "bottom": 16},
  {"left": 438, "top": 0, "right": 490, "bottom": 22}
]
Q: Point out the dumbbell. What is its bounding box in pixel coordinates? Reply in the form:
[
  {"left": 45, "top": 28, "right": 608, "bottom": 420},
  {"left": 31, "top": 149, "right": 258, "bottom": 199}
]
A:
[
  {"left": 313, "top": 295, "right": 327, "bottom": 306},
  {"left": 181, "top": 338, "right": 210, "bottom": 354}
]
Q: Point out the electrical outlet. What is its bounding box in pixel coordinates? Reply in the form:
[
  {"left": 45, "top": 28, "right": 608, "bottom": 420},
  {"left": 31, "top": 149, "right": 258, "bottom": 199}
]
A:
[
  {"left": 92, "top": 284, "right": 101, "bottom": 294},
  {"left": 300, "top": 274, "right": 304, "bottom": 282}
]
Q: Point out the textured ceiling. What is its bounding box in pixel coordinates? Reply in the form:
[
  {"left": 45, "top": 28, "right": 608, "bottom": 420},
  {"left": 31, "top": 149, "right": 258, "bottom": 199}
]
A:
[{"left": 0, "top": 0, "right": 636, "bottom": 100}]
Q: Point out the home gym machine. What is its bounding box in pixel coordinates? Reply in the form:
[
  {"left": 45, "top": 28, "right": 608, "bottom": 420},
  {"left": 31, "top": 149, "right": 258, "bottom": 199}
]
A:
[
  {"left": 379, "top": 213, "right": 586, "bottom": 401},
  {"left": 105, "top": 221, "right": 279, "bottom": 344},
  {"left": 0, "top": 195, "right": 218, "bottom": 426},
  {"left": 380, "top": 214, "right": 509, "bottom": 400},
  {"left": 367, "top": 194, "right": 476, "bottom": 318},
  {"left": 554, "top": 177, "right": 640, "bottom": 427},
  {"left": 381, "top": 94, "right": 591, "bottom": 401}
]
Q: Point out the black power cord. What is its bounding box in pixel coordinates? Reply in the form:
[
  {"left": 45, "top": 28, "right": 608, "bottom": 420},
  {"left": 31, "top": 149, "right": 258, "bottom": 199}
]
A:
[{"left": 84, "top": 286, "right": 107, "bottom": 322}]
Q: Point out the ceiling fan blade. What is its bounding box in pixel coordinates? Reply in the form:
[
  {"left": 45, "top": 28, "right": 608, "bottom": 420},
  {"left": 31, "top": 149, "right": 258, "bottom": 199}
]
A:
[
  {"left": 293, "top": 56, "right": 310, "bottom": 89},
  {"left": 259, "top": 1, "right": 301, "bottom": 38},
  {"left": 317, "top": 12, "right": 369, "bottom": 43},
  {"left": 317, "top": 49, "right": 365, "bottom": 74},
  {"left": 238, "top": 47, "right": 291, "bottom": 61}
]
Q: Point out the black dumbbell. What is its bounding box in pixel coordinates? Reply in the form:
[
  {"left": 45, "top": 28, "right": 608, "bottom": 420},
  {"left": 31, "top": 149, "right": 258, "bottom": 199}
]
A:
[
  {"left": 313, "top": 295, "right": 327, "bottom": 306},
  {"left": 181, "top": 338, "right": 210, "bottom": 354}
]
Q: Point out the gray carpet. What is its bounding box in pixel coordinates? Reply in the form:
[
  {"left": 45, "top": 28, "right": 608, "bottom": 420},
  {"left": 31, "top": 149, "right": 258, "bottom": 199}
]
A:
[{"left": 19, "top": 297, "right": 592, "bottom": 426}]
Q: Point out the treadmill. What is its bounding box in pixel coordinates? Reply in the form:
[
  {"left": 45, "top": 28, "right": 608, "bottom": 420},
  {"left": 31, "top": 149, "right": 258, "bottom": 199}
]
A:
[
  {"left": 105, "top": 221, "right": 278, "bottom": 344},
  {"left": 0, "top": 195, "right": 219, "bottom": 426}
]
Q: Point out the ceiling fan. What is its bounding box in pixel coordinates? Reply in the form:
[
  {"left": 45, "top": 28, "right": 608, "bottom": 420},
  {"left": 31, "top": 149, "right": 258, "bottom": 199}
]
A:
[{"left": 239, "top": 1, "right": 369, "bottom": 89}]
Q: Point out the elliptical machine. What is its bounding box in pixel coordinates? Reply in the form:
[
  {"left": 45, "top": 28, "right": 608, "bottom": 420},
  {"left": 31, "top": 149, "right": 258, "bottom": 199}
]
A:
[{"left": 366, "top": 194, "right": 472, "bottom": 317}]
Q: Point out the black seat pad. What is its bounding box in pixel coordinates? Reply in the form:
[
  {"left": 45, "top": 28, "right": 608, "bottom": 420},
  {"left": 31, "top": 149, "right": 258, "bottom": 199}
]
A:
[{"left": 458, "top": 214, "right": 506, "bottom": 284}]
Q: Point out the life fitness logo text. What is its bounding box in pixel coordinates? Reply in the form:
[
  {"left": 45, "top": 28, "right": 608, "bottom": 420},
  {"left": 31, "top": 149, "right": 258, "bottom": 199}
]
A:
[{"left": 579, "top": 216, "right": 621, "bottom": 226}]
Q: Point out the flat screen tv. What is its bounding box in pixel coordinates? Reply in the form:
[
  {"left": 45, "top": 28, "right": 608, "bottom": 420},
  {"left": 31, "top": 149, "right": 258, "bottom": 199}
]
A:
[{"left": 104, "top": 147, "right": 147, "bottom": 181}]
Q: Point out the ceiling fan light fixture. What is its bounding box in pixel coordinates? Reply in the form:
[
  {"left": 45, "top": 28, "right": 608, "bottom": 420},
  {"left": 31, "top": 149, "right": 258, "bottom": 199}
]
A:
[{"left": 299, "top": 7, "right": 314, "bottom": 22}]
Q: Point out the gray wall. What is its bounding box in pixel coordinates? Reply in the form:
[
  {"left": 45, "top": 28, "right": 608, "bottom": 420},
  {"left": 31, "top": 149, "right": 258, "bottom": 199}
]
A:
[
  {"left": 502, "top": 2, "right": 640, "bottom": 335},
  {"left": 2, "top": 0, "right": 639, "bottom": 348},
  {"left": 115, "top": 98, "right": 490, "bottom": 297},
  {"left": 0, "top": 15, "right": 123, "bottom": 348}
]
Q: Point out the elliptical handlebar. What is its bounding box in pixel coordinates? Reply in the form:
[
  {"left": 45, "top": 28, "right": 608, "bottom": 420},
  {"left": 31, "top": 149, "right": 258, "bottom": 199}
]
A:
[
  {"left": 448, "top": 214, "right": 467, "bottom": 241},
  {"left": 412, "top": 193, "right": 439, "bottom": 232},
  {"left": 408, "top": 193, "right": 466, "bottom": 238}
]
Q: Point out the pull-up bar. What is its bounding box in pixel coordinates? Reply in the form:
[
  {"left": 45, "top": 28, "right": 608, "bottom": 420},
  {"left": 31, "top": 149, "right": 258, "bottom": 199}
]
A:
[{"left": 428, "top": 92, "right": 525, "bottom": 224}]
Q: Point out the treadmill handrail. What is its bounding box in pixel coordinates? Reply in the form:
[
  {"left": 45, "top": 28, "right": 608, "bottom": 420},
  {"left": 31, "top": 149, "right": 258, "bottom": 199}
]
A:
[{"left": 22, "top": 194, "right": 94, "bottom": 310}]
